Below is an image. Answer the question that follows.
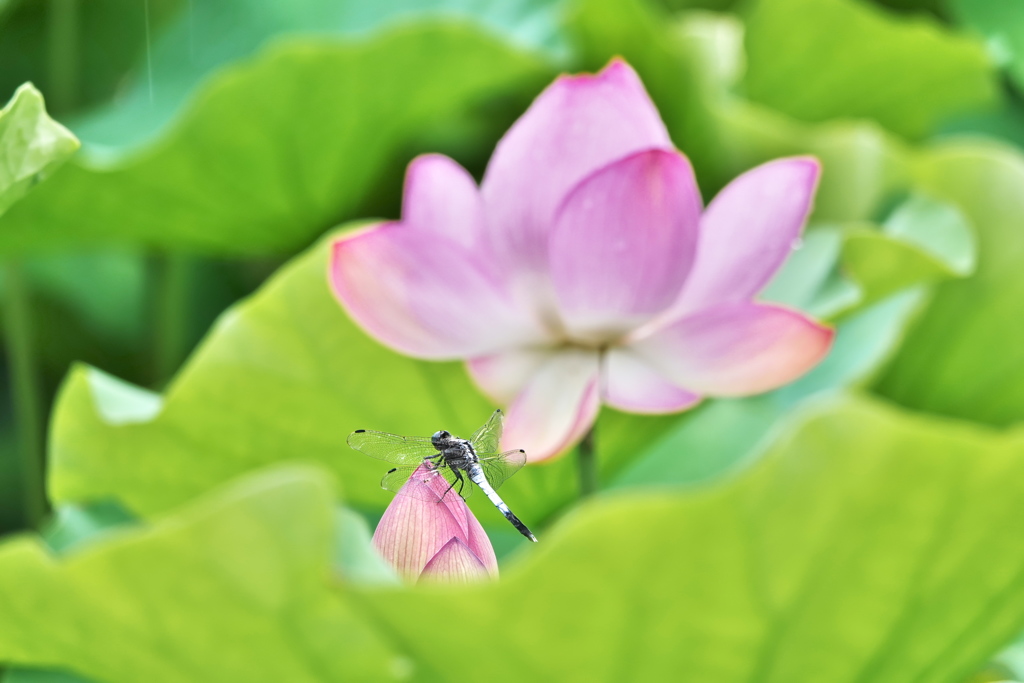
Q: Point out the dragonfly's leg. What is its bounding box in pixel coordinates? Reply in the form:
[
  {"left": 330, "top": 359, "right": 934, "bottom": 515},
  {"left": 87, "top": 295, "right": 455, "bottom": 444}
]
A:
[{"left": 441, "top": 469, "right": 464, "bottom": 501}]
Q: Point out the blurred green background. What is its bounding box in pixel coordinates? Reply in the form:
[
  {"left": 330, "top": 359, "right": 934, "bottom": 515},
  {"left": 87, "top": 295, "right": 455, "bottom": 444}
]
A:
[{"left": 3, "top": 0, "right": 1024, "bottom": 681}]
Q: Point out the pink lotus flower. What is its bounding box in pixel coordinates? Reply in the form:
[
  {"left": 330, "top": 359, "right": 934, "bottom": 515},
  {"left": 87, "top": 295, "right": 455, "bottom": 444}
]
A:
[
  {"left": 373, "top": 464, "right": 498, "bottom": 583},
  {"left": 331, "top": 59, "right": 833, "bottom": 461}
]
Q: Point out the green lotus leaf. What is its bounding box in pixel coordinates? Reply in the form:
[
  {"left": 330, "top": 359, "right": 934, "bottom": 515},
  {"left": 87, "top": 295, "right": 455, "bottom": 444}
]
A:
[
  {"left": 0, "top": 465, "right": 399, "bottom": 682},
  {"left": 0, "top": 26, "right": 550, "bottom": 255},
  {"left": 361, "top": 394, "right": 1024, "bottom": 682},
  {"left": 47, "top": 229, "right": 485, "bottom": 515},
  {"left": 11, "top": 396, "right": 1024, "bottom": 681},
  {"left": 2, "top": 669, "right": 96, "bottom": 683},
  {"left": 70, "top": 0, "right": 565, "bottom": 152},
  {"left": 0, "top": 84, "right": 78, "bottom": 217},
  {"left": 743, "top": 0, "right": 998, "bottom": 139},
  {"left": 948, "top": 0, "right": 1024, "bottom": 91},
  {"left": 840, "top": 192, "right": 976, "bottom": 309},
  {"left": 875, "top": 140, "right": 1024, "bottom": 426}
]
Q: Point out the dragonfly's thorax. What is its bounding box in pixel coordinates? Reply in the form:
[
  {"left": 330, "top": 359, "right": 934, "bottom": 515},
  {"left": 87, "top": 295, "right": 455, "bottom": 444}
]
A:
[
  {"left": 348, "top": 410, "right": 536, "bottom": 542},
  {"left": 432, "top": 434, "right": 477, "bottom": 471}
]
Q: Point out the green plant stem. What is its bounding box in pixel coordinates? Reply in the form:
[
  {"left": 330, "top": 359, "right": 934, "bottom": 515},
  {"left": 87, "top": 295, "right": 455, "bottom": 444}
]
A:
[
  {"left": 152, "top": 253, "right": 193, "bottom": 387},
  {"left": 2, "top": 261, "right": 46, "bottom": 527},
  {"left": 578, "top": 425, "right": 598, "bottom": 499},
  {"left": 47, "top": 0, "right": 79, "bottom": 115}
]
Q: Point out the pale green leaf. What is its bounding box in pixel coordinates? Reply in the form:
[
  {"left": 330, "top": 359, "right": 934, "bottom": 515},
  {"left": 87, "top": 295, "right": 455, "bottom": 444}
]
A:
[
  {"left": 362, "top": 394, "right": 1024, "bottom": 683},
  {"left": 874, "top": 140, "right": 1024, "bottom": 426},
  {"left": 883, "top": 193, "right": 976, "bottom": 276},
  {"left": 2, "top": 669, "right": 97, "bottom": 683},
  {"left": 42, "top": 501, "right": 136, "bottom": 556},
  {"left": 16, "top": 397, "right": 1024, "bottom": 682},
  {"left": 841, "top": 193, "right": 975, "bottom": 309},
  {"left": 0, "top": 0, "right": 180, "bottom": 117},
  {"left": 761, "top": 226, "right": 867, "bottom": 319},
  {"left": 48, "top": 229, "right": 491, "bottom": 517},
  {"left": 0, "top": 83, "right": 78, "bottom": 217},
  {"left": 334, "top": 507, "right": 399, "bottom": 586},
  {"left": 0, "top": 465, "right": 399, "bottom": 682}
]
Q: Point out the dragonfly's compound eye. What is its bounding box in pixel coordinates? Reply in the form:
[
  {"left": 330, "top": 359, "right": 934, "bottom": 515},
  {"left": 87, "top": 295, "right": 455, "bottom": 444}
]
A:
[{"left": 431, "top": 430, "right": 451, "bottom": 447}]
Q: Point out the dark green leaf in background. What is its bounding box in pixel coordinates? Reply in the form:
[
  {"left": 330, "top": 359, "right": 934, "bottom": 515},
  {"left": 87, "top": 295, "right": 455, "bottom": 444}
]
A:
[
  {"left": 743, "top": 0, "right": 997, "bottom": 139},
  {"left": 19, "top": 250, "right": 148, "bottom": 346},
  {"left": 70, "top": 0, "right": 567, "bottom": 152},
  {"left": 0, "top": 0, "right": 181, "bottom": 117},
  {"left": 0, "top": 82, "right": 80, "bottom": 531},
  {"left": 0, "top": 26, "right": 551, "bottom": 256},
  {"left": 949, "top": 0, "right": 1024, "bottom": 91}
]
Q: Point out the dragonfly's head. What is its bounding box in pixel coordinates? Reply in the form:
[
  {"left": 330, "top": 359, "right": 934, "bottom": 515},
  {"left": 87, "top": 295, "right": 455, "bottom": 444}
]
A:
[{"left": 431, "top": 430, "right": 452, "bottom": 449}]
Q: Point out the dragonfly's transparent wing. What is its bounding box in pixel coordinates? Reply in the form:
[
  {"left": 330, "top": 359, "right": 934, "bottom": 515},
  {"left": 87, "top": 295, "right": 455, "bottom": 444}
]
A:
[
  {"left": 470, "top": 409, "right": 504, "bottom": 456},
  {"left": 381, "top": 465, "right": 440, "bottom": 502},
  {"left": 471, "top": 410, "right": 526, "bottom": 491},
  {"left": 478, "top": 448, "right": 527, "bottom": 491},
  {"left": 347, "top": 430, "right": 435, "bottom": 466},
  {"left": 381, "top": 462, "right": 472, "bottom": 502}
]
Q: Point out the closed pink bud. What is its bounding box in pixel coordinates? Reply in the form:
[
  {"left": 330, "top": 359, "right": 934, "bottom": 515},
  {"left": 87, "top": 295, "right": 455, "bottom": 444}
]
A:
[{"left": 372, "top": 464, "right": 498, "bottom": 582}]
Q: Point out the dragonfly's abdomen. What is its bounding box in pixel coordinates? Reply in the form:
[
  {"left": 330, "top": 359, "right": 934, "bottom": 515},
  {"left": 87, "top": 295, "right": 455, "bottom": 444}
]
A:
[{"left": 468, "top": 464, "right": 537, "bottom": 543}]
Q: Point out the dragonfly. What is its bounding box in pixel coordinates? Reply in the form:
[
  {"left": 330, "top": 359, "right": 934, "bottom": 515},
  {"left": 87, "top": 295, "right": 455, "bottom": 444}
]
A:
[{"left": 347, "top": 409, "right": 537, "bottom": 542}]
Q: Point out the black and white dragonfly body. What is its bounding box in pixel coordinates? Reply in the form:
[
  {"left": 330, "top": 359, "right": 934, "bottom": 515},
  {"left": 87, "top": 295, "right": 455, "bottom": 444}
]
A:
[{"left": 348, "top": 410, "right": 537, "bottom": 542}]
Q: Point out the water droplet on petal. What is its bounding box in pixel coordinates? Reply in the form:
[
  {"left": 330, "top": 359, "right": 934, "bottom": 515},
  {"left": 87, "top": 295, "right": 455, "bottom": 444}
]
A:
[{"left": 790, "top": 237, "right": 804, "bottom": 250}]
